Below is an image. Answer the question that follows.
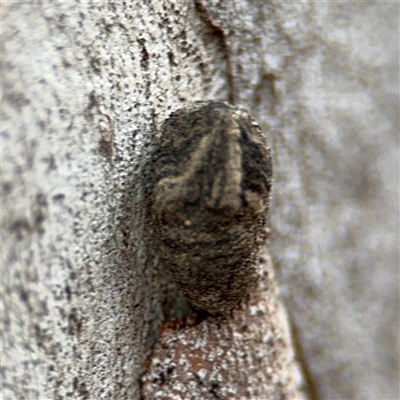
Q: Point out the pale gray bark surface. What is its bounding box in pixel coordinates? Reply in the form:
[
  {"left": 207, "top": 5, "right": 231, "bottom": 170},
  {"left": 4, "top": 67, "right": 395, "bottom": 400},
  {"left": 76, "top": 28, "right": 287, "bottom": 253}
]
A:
[{"left": 2, "top": 1, "right": 398, "bottom": 399}]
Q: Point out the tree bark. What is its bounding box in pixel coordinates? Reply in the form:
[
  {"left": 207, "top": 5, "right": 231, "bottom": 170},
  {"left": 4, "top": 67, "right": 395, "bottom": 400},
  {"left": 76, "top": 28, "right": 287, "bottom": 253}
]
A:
[{"left": 2, "top": 1, "right": 398, "bottom": 399}]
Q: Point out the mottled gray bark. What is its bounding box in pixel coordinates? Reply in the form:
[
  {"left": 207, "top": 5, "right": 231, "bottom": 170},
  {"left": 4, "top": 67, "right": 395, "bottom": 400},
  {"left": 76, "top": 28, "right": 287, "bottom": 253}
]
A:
[{"left": 2, "top": 1, "right": 398, "bottom": 399}]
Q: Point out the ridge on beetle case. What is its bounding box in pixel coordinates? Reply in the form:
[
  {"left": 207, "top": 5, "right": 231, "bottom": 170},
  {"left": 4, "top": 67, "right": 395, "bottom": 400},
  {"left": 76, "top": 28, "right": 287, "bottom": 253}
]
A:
[{"left": 147, "top": 101, "right": 273, "bottom": 315}]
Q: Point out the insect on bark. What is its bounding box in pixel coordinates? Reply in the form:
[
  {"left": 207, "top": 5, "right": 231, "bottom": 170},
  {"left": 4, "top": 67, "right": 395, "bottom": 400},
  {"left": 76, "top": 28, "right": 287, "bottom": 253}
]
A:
[{"left": 147, "top": 101, "right": 273, "bottom": 314}]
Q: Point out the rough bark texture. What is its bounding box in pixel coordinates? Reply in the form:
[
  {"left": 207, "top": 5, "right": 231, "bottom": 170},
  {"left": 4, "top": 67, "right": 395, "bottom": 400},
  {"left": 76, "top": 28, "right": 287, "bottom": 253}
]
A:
[
  {"left": 2, "top": 1, "right": 398, "bottom": 399},
  {"left": 142, "top": 252, "right": 306, "bottom": 400}
]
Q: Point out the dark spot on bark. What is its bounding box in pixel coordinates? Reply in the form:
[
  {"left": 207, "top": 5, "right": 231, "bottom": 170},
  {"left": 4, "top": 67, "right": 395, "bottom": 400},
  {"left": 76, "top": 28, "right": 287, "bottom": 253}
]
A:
[
  {"left": 67, "top": 308, "right": 82, "bottom": 336},
  {"left": 90, "top": 57, "right": 102, "bottom": 74},
  {"left": 209, "top": 380, "right": 222, "bottom": 398},
  {"left": 99, "top": 16, "right": 114, "bottom": 33},
  {"left": 5, "top": 90, "right": 31, "bottom": 110},
  {"left": 65, "top": 285, "right": 72, "bottom": 301},
  {"left": 9, "top": 218, "right": 32, "bottom": 240},
  {"left": 34, "top": 211, "right": 45, "bottom": 230},
  {"left": 167, "top": 51, "right": 177, "bottom": 67},
  {"left": 137, "top": 38, "right": 149, "bottom": 70},
  {"left": 166, "top": 365, "right": 175, "bottom": 375},
  {"left": 52, "top": 193, "right": 65, "bottom": 201},
  {"left": 45, "top": 154, "right": 57, "bottom": 171},
  {"left": 76, "top": 379, "right": 90, "bottom": 399},
  {"left": 84, "top": 91, "right": 101, "bottom": 120},
  {"left": 62, "top": 58, "right": 72, "bottom": 68},
  {"left": 193, "top": 372, "right": 204, "bottom": 386},
  {"left": 19, "top": 287, "right": 30, "bottom": 306},
  {"left": 2, "top": 181, "right": 12, "bottom": 194},
  {"left": 89, "top": 91, "right": 100, "bottom": 108}
]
